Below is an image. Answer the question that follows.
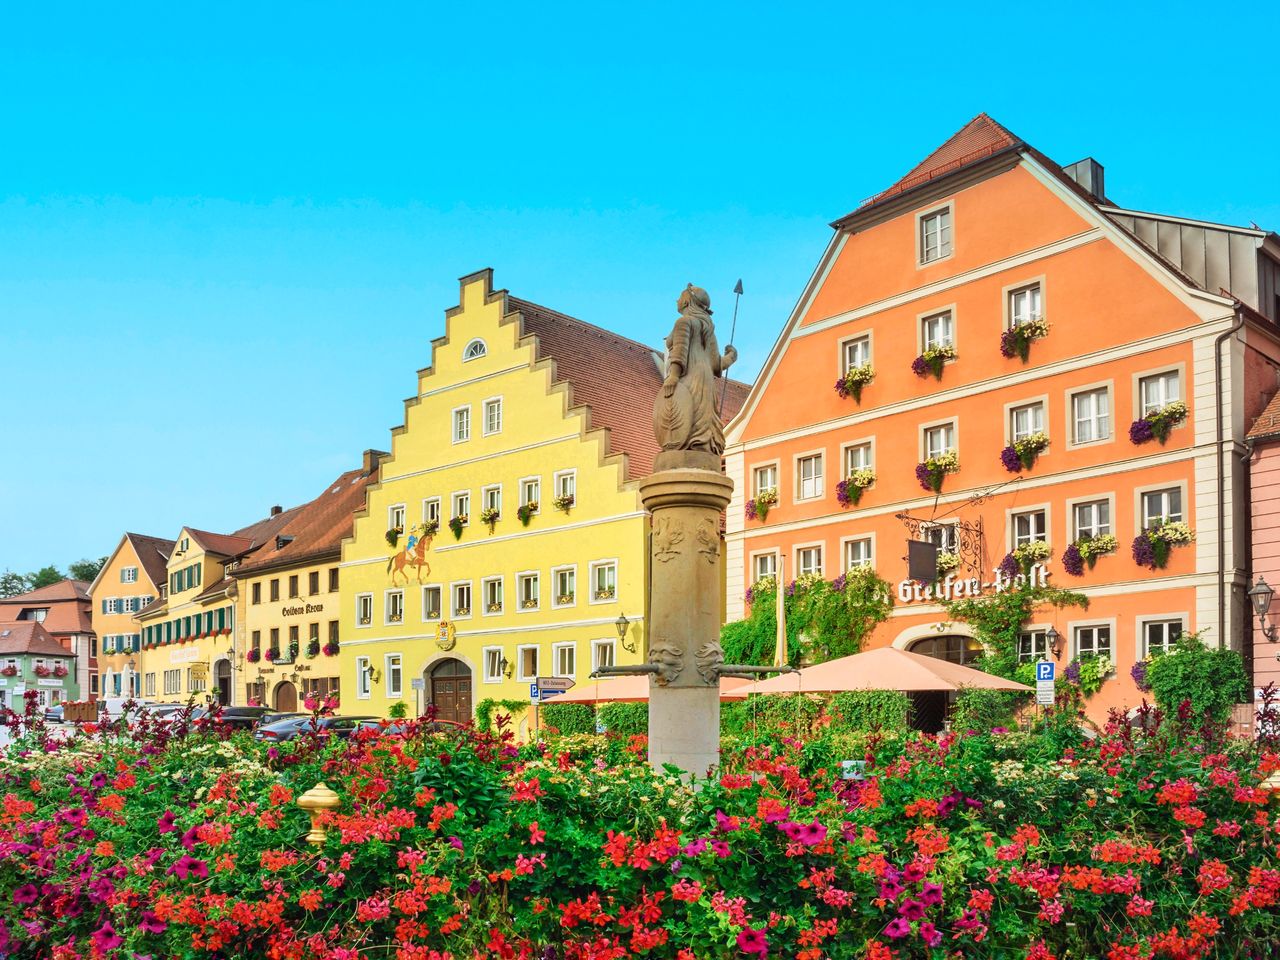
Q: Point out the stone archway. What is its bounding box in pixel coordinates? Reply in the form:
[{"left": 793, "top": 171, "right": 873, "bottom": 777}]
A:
[
  {"left": 428, "top": 658, "right": 472, "bottom": 724},
  {"left": 894, "top": 625, "right": 986, "bottom": 734},
  {"left": 274, "top": 681, "right": 298, "bottom": 713}
]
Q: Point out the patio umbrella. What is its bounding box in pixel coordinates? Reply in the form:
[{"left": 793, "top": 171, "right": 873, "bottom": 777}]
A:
[
  {"left": 738, "top": 646, "right": 1033, "bottom": 695},
  {"left": 548, "top": 675, "right": 752, "bottom": 704}
]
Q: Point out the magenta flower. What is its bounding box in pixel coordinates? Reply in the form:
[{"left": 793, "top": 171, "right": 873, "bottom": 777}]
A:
[
  {"left": 139, "top": 911, "right": 167, "bottom": 934},
  {"left": 167, "top": 855, "right": 209, "bottom": 880},
  {"left": 878, "top": 879, "right": 903, "bottom": 900},
  {"left": 11, "top": 885, "right": 37, "bottom": 905},
  {"left": 902, "top": 863, "right": 927, "bottom": 883},
  {"left": 92, "top": 922, "right": 123, "bottom": 952},
  {"left": 797, "top": 819, "right": 827, "bottom": 847},
  {"left": 157, "top": 810, "right": 177, "bottom": 834},
  {"left": 920, "top": 882, "right": 944, "bottom": 906},
  {"left": 715, "top": 809, "right": 740, "bottom": 833},
  {"left": 884, "top": 917, "right": 912, "bottom": 939},
  {"left": 710, "top": 839, "right": 731, "bottom": 858},
  {"left": 919, "top": 921, "right": 942, "bottom": 947},
  {"left": 682, "top": 838, "right": 707, "bottom": 857},
  {"left": 898, "top": 898, "right": 927, "bottom": 920},
  {"left": 736, "top": 926, "right": 768, "bottom": 957}
]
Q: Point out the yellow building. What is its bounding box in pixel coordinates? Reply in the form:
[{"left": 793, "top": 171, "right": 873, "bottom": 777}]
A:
[
  {"left": 339, "top": 270, "right": 749, "bottom": 727},
  {"left": 89, "top": 533, "right": 173, "bottom": 700},
  {"left": 137, "top": 510, "right": 298, "bottom": 704},
  {"left": 232, "top": 453, "right": 382, "bottom": 712}
]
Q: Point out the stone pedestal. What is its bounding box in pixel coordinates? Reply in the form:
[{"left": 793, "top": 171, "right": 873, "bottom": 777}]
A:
[{"left": 639, "top": 467, "right": 734, "bottom": 776}]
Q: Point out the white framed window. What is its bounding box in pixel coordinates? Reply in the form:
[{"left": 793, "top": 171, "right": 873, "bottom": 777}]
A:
[
  {"left": 1074, "top": 624, "right": 1112, "bottom": 661},
  {"left": 452, "top": 405, "right": 471, "bottom": 443},
  {"left": 1012, "top": 509, "right": 1047, "bottom": 548},
  {"left": 921, "top": 310, "right": 954, "bottom": 351},
  {"left": 752, "top": 551, "right": 778, "bottom": 583},
  {"left": 384, "top": 589, "right": 404, "bottom": 625},
  {"left": 1008, "top": 284, "right": 1042, "bottom": 327},
  {"left": 422, "top": 498, "right": 441, "bottom": 525},
  {"left": 422, "top": 585, "right": 442, "bottom": 620},
  {"left": 482, "top": 484, "right": 502, "bottom": 515},
  {"left": 482, "top": 577, "right": 503, "bottom": 615},
  {"left": 1017, "top": 630, "right": 1050, "bottom": 663},
  {"left": 797, "top": 545, "right": 823, "bottom": 577},
  {"left": 483, "top": 397, "right": 503, "bottom": 436},
  {"left": 552, "top": 642, "right": 576, "bottom": 678},
  {"left": 553, "top": 566, "right": 576, "bottom": 607},
  {"left": 121, "top": 567, "right": 138, "bottom": 584},
  {"left": 144, "top": 673, "right": 156, "bottom": 697},
  {"left": 919, "top": 206, "right": 952, "bottom": 264},
  {"left": 356, "top": 656, "right": 371, "bottom": 699},
  {"left": 844, "top": 442, "right": 872, "bottom": 475},
  {"left": 1139, "top": 371, "right": 1180, "bottom": 416},
  {"left": 845, "top": 537, "right": 873, "bottom": 570},
  {"left": 517, "top": 644, "right": 539, "bottom": 682},
  {"left": 592, "top": 639, "right": 616, "bottom": 673},
  {"left": 452, "top": 492, "right": 470, "bottom": 523},
  {"left": 554, "top": 469, "right": 576, "bottom": 503},
  {"left": 1143, "top": 618, "right": 1183, "bottom": 657},
  {"left": 517, "top": 572, "right": 540, "bottom": 611},
  {"left": 1072, "top": 500, "right": 1111, "bottom": 540},
  {"left": 926, "top": 522, "right": 958, "bottom": 553},
  {"left": 797, "top": 454, "right": 824, "bottom": 500},
  {"left": 164, "top": 669, "right": 181, "bottom": 695},
  {"left": 1141, "top": 488, "right": 1183, "bottom": 529},
  {"left": 356, "top": 593, "right": 373, "bottom": 628},
  {"left": 462, "top": 338, "right": 487, "bottom": 361},
  {"left": 106, "top": 597, "right": 122, "bottom": 615},
  {"left": 483, "top": 646, "right": 505, "bottom": 683},
  {"left": 752, "top": 463, "right": 778, "bottom": 497},
  {"left": 520, "top": 477, "right": 541, "bottom": 511},
  {"left": 590, "top": 561, "right": 617, "bottom": 602},
  {"left": 386, "top": 654, "right": 403, "bottom": 697},
  {"left": 1072, "top": 387, "right": 1111, "bottom": 444},
  {"left": 452, "top": 581, "right": 472, "bottom": 618},
  {"left": 388, "top": 503, "right": 406, "bottom": 532},
  {"left": 1010, "top": 402, "right": 1045, "bottom": 443},
  {"left": 841, "top": 335, "right": 871, "bottom": 373},
  {"left": 923, "top": 422, "right": 956, "bottom": 460}
]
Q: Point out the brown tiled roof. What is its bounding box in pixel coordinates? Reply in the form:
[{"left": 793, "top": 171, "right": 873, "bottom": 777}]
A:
[
  {"left": 185, "top": 528, "right": 255, "bottom": 558},
  {"left": 192, "top": 578, "right": 236, "bottom": 604},
  {"left": 1249, "top": 390, "right": 1280, "bottom": 440},
  {"left": 234, "top": 465, "right": 380, "bottom": 575},
  {"left": 127, "top": 533, "right": 175, "bottom": 589},
  {"left": 0, "top": 621, "right": 73, "bottom": 659},
  {"left": 0, "top": 580, "right": 93, "bottom": 636},
  {"left": 510, "top": 296, "right": 752, "bottom": 481}
]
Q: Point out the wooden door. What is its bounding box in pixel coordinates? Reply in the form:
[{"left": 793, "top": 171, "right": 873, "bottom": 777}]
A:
[
  {"left": 430, "top": 675, "right": 472, "bottom": 723},
  {"left": 275, "top": 682, "right": 297, "bottom": 713}
]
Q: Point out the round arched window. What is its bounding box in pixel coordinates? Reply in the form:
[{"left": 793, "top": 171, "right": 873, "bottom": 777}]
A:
[{"left": 462, "top": 339, "right": 487, "bottom": 361}]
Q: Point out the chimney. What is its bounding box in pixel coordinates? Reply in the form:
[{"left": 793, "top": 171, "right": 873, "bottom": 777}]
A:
[
  {"left": 1062, "top": 158, "right": 1106, "bottom": 203},
  {"left": 362, "top": 448, "right": 388, "bottom": 475},
  {"left": 270, "top": 505, "right": 282, "bottom": 517}
]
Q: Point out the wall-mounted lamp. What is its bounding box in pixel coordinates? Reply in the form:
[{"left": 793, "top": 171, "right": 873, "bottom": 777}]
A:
[
  {"left": 616, "top": 612, "right": 636, "bottom": 653},
  {"left": 499, "top": 656, "right": 513, "bottom": 679},
  {"left": 1249, "top": 576, "right": 1276, "bottom": 642},
  {"left": 1045, "top": 626, "right": 1061, "bottom": 660},
  {"left": 364, "top": 664, "right": 382, "bottom": 684}
]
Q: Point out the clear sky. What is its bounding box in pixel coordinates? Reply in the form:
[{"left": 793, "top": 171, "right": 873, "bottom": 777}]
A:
[{"left": 2, "top": 1, "right": 1277, "bottom": 574}]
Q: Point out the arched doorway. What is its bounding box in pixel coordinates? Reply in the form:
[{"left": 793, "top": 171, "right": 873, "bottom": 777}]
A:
[
  {"left": 275, "top": 681, "right": 298, "bottom": 713},
  {"left": 429, "top": 658, "right": 472, "bottom": 724},
  {"left": 906, "top": 634, "right": 985, "bottom": 733},
  {"left": 214, "top": 659, "right": 232, "bottom": 705}
]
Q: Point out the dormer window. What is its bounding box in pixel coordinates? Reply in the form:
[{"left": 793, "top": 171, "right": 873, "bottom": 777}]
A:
[{"left": 462, "top": 339, "right": 487, "bottom": 361}]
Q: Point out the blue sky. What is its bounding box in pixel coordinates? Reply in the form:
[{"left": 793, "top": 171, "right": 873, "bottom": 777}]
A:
[{"left": 2, "top": 1, "right": 1277, "bottom": 574}]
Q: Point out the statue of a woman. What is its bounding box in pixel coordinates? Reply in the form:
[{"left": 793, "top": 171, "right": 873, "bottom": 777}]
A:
[{"left": 653, "top": 284, "right": 738, "bottom": 467}]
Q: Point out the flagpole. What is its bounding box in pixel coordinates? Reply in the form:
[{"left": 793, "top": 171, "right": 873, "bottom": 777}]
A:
[{"left": 718, "top": 279, "right": 743, "bottom": 417}]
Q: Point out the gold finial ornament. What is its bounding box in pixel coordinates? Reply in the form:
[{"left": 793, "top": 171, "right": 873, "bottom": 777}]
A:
[{"left": 297, "top": 782, "right": 341, "bottom": 846}]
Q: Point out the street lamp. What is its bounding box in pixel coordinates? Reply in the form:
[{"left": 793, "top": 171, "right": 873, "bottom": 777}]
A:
[
  {"left": 1045, "top": 626, "right": 1061, "bottom": 660},
  {"left": 1249, "top": 576, "right": 1277, "bottom": 642},
  {"left": 616, "top": 612, "right": 635, "bottom": 653}
]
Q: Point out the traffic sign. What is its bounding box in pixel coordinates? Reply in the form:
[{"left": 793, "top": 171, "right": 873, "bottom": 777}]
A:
[
  {"left": 529, "top": 683, "right": 540, "bottom": 702},
  {"left": 1035, "top": 661, "right": 1055, "bottom": 682}
]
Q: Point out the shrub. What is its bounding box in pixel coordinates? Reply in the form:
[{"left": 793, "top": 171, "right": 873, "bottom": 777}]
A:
[
  {"left": 388, "top": 700, "right": 408, "bottom": 719},
  {"left": 828, "top": 690, "right": 909, "bottom": 732},
  {"left": 597, "top": 701, "right": 648, "bottom": 736},
  {"left": 1145, "top": 635, "right": 1249, "bottom": 724},
  {"left": 474, "top": 697, "right": 527, "bottom": 731},
  {"left": 951, "top": 688, "right": 1021, "bottom": 732},
  {"left": 540, "top": 702, "right": 596, "bottom": 736}
]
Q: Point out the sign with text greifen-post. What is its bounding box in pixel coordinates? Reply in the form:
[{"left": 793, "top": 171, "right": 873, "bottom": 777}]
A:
[{"left": 1035, "top": 660, "right": 1055, "bottom": 706}]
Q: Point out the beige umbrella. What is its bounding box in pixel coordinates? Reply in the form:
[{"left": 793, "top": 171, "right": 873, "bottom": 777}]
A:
[
  {"left": 739, "top": 646, "right": 1033, "bottom": 695},
  {"left": 549, "top": 675, "right": 752, "bottom": 704}
]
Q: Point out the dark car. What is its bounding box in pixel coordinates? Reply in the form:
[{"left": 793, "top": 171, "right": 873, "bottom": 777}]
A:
[
  {"left": 254, "top": 715, "right": 378, "bottom": 742},
  {"left": 199, "top": 706, "right": 272, "bottom": 731}
]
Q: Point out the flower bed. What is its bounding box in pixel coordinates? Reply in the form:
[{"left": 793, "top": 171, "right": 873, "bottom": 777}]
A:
[{"left": 1, "top": 698, "right": 1278, "bottom": 960}]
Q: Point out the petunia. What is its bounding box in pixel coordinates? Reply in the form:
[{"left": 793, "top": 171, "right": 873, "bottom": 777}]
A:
[
  {"left": 884, "top": 918, "right": 912, "bottom": 939},
  {"left": 167, "top": 855, "right": 209, "bottom": 880},
  {"left": 920, "top": 882, "right": 944, "bottom": 906},
  {"left": 91, "top": 922, "right": 123, "bottom": 951},
  {"left": 157, "top": 811, "right": 177, "bottom": 834},
  {"left": 797, "top": 820, "right": 827, "bottom": 847},
  {"left": 11, "top": 885, "right": 37, "bottom": 905},
  {"left": 898, "top": 898, "right": 927, "bottom": 921},
  {"left": 710, "top": 840, "right": 731, "bottom": 858},
  {"left": 918, "top": 922, "right": 942, "bottom": 947},
  {"left": 878, "top": 880, "right": 903, "bottom": 900},
  {"left": 139, "top": 911, "right": 167, "bottom": 934},
  {"left": 736, "top": 926, "right": 768, "bottom": 957},
  {"left": 902, "top": 863, "right": 926, "bottom": 883}
]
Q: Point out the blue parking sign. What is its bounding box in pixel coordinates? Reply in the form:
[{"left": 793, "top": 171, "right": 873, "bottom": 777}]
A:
[
  {"left": 529, "top": 683, "right": 540, "bottom": 700},
  {"left": 1035, "top": 661, "right": 1055, "bottom": 682}
]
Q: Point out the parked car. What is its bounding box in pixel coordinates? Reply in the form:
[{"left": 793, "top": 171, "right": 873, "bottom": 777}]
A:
[
  {"left": 199, "top": 705, "right": 272, "bottom": 731},
  {"left": 254, "top": 715, "right": 378, "bottom": 742},
  {"left": 43, "top": 703, "right": 64, "bottom": 724}
]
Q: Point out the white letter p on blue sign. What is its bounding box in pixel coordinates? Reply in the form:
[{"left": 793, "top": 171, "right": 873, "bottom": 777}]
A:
[{"left": 1036, "top": 661, "right": 1055, "bottom": 682}]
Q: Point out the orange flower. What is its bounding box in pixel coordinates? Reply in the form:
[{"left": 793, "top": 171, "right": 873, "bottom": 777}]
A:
[
  {"left": 99, "top": 793, "right": 125, "bottom": 813},
  {"left": 94, "top": 841, "right": 115, "bottom": 857},
  {"left": 298, "top": 889, "right": 323, "bottom": 911}
]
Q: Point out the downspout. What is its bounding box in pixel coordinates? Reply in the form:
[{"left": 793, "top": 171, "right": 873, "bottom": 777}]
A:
[{"left": 1216, "top": 304, "right": 1246, "bottom": 648}]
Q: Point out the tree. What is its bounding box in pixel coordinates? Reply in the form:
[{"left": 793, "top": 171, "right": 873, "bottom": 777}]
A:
[
  {"left": 68, "top": 557, "right": 108, "bottom": 583},
  {"left": 27, "top": 566, "right": 64, "bottom": 590},
  {"left": 0, "top": 571, "right": 29, "bottom": 599}
]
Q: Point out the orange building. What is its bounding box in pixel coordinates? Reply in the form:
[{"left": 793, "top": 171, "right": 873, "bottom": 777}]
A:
[{"left": 725, "top": 115, "right": 1280, "bottom": 724}]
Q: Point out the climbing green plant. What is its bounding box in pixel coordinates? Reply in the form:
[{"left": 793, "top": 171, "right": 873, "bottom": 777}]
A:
[
  {"left": 539, "top": 702, "right": 595, "bottom": 735},
  {"left": 1145, "top": 634, "right": 1249, "bottom": 724},
  {"left": 722, "top": 567, "right": 894, "bottom": 666},
  {"left": 942, "top": 581, "right": 1088, "bottom": 678},
  {"left": 474, "top": 698, "right": 527, "bottom": 731}
]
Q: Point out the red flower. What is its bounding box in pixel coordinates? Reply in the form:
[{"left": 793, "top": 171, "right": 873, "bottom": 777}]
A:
[{"left": 528, "top": 821, "right": 545, "bottom": 845}]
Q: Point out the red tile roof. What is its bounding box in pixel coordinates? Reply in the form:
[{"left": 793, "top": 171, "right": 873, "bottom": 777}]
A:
[
  {"left": 2, "top": 580, "right": 90, "bottom": 603},
  {"left": 185, "top": 528, "right": 255, "bottom": 558},
  {"left": 0, "top": 580, "right": 94, "bottom": 636},
  {"left": 0, "top": 620, "right": 73, "bottom": 659},
  {"left": 510, "top": 296, "right": 751, "bottom": 481},
  {"left": 1249, "top": 390, "right": 1280, "bottom": 440},
  {"left": 127, "top": 533, "right": 175, "bottom": 590}
]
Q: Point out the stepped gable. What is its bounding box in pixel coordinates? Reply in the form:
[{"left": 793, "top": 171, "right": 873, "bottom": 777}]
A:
[{"left": 510, "top": 296, "right": 752, "bottom": 481}]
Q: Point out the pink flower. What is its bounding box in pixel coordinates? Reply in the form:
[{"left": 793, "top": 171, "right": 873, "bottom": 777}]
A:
[
  {"left": 920, "top": 882, "right": 944, "bottom": 906},
  {"left": 11, "top": 885, "right": 37, "bottom": 905},
  {"left": 918, "top": 922, "right": 942, "bottom": 947},
  {"left": 797, "top": 819, "right": 827, "bottom": 847},
  {"left": 157, "top": 811, "right": 177, "bottom": 834},
  {"left": 92, "top": 922, "right": 123, "bottom": 951},
  {"left": 898, "top": 898, "right": 927, "bottom": 920},
  {"left": 884, "top": 917, "right": 912, "bottom": 939},
  {"left": 736, "top": 926, "right": 768, "bottom": 957},
  {"left": 139, "top": 911, "right": 167, "bottom": 934}
]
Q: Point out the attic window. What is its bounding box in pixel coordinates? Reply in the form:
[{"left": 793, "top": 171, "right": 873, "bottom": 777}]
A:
[{"left": 462, "top": 339, "right": 487, "bottom": 362}]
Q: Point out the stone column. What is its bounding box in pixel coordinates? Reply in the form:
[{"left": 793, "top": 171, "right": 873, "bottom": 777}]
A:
[{"left": 639, "top": 466, "right": 733, "bottom": 776}]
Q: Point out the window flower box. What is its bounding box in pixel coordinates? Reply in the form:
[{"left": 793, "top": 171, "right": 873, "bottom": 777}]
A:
[
  {"left": 557, "top": 594, "right": 575, "bottom": 606},
  {"left": 745, "top": 488, "right": 778, "bottom": 522},
  {"left": 486, "top": 603, "right": 503, "bottom": 613},
  {"left": 834, "top": 364, "right": 875, "bottom": 403},
  {"left": 1061, "top": 533, "right": 1118, "bottom": 576},
  {"left": 265, "top": 648, "right": 279, "bottom": 663},
  {"left": 1132, "top": 521, "right": 1194, "bottom": 570},
  {"left": 1000, "top": 316, "right": 1049, "bottom": 362},
  {"left": 422, "top": 519, "right": 440, "bottom": 538},
  {"left": 521, "top": 599, "right": 538, "bottom": 609},
  {"left": 1012, "top": 540, "right": 1051, "bottom": 573},
  {"left": 306, "top": 639, "right": 320, "bottom": 658},
  {"left": 1129, "top": 401, "right": 1188, "bottom": 445},
  {"left": 322, "top": 641, "right": 339, "bottom": 657},
  {"left": 385, "top": 526, "right": 403, "bottom": 548},
  {"left": 912, "top": 344, "right": 956, "bottom": 381},
  {"left": 553, "top": 494, "right": 575, "bottom": 513},
  {"left": 517, "top": 503, "right": 538, "bottom": 527},
  {"left": 449, "top": 516, "right": 467, "bottom": 540},
  {"left": 936, "top": 552, "right": 961, "bottom": 575},
  {"left": 915, "top": 451, "right": 959, "bottom": 493},
  {"left": 480, "top": 507, "right": 500, "bottom": 532},
  {"left": 455, "top": 607, "right": 471, "bottom": 617},
  {"left": 221, "top": 628, "right": 231, "bottom": 636},
  {"left": 0, "top": 666, "right": 16, "bottom": 677},
  {"left": 425, "top": 610, "right": 440, "bottom": 621},
  {"left": 33, "top": 665, "right": 51, "bottom": 678},
  {"left": 594, "top": 588, "right": 616, "bottom": 601},
  {"left": 1001, "top": 432, "right": 1050, "bottom": 473},
  {"left": 53, "top": 665, "right": 68, "bottom": 678},
  {"left": 836, "top": 468, "right": 876, "bottom": 508}
]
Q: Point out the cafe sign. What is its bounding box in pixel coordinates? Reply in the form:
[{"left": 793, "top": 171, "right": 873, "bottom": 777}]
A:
[{"left": 897, "top": 563, "right": 1049, "bottom": 604}]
